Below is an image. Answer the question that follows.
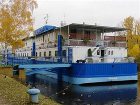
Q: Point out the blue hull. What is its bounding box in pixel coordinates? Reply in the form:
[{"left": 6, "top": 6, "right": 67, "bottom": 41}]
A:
[{"left": 30, "top": 63, "right": 138, "bottom": 84}]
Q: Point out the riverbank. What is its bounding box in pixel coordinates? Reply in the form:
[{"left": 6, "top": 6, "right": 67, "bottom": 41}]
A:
[{"left": 0, "top": 67, "right": 60, "bottom": 105}]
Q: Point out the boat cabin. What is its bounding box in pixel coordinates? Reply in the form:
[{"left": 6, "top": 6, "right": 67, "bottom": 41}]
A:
[{"left": 15, "top": 23, "right": 127, "bottom": 63}]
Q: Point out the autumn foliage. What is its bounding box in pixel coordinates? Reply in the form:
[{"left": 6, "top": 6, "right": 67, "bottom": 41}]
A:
[
  {"left": 0, "top": 0, "right": 37, "bottom": 51},
  {"left": 123, "top": 16, "right": 140, "bottom": 61}
]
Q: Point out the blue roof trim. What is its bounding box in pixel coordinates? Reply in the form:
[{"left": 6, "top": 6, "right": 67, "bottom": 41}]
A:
[{"left": 34, "top": 25, "right": 56, "bottom": 36}]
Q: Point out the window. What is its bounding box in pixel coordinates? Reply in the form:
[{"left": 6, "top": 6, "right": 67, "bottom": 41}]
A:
[
  {"left": 85, "top": 30, "right": 90, "bottom": 35},
  {"left": 49, "top": 51, "right": 51, "bottom": 57},
  {"left": 55, "top": 51, "right": 58, "bottom": 56},
  {"left": 39, "top": 52, "right": 41, "bottom": 57},
  {"left": 62, "top": 50, "right": 66, "bottom": 57},
  {"left": 97, "top": 50, "right": 100, "bottom": 55},
  {"left": 70, "top": 29, "right": 77, "bottom": 33},
  {"left": 111, "top": 51, "right": 113, "bottom": 55},
  {"left": 84, "top": 31, "right": 90, "bottom": 39},
  {"left": 36, "top": 52, "right": 37, "bottom": 57},
  {"left": 108, "top": 51, "right": 110, "bottom": 55},
  {"left": 104, "top": 50, "right": 106, "bottom": 55},
  {"left": 44, "top": 52, "right": 46, "bottom": 57}
]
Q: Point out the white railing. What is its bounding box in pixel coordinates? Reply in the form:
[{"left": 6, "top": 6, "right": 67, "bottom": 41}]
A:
[
  {"left": 64, "top": 39, "right": 127, "bottom": 47},
  {"left": 85, "top": 57, "right": 134, "bottom": 63}
]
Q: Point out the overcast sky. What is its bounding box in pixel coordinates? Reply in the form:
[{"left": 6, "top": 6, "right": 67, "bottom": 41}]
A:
[{"left": 33, "top": 0, "right": 140, "bottom": 29}]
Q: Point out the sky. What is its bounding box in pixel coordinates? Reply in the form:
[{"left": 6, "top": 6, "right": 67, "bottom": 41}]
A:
[{"left": 33, "top": 0, "right": 140, "bottom": 29}]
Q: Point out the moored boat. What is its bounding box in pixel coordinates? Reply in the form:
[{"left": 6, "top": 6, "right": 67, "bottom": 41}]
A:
[{"left": 9, "top": 23, "right": 138, "bottom": 84}]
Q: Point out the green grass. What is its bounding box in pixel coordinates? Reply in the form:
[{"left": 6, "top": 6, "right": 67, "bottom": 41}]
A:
[
  {"left": 0, "top": 55, "right": 2, "bottom": 61},
  {"left": 0, "top": 65, "right": 12, "bottom": 67},
  {"left": 0, "top": 74, "right": 60, "bottom": 105}
]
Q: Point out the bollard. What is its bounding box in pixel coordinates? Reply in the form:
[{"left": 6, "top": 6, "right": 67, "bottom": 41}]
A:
[{"left": 27, "top": 88, "right": 40, "bottom": 103}]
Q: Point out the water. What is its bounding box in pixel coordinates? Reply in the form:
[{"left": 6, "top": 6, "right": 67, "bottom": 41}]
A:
[{"left": 26, "top": 73, "right": 139, "bottom": 105}]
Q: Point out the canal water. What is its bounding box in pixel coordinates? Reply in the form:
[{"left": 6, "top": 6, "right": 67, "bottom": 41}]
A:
[{"left": 26, "top": 73, "right": 140, "bottom": 105}]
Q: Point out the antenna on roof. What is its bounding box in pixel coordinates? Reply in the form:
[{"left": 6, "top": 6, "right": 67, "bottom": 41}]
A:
[
  {"left": 44, "top": 14, "right": 48, "bottom": 24},
  {"left": 64, "top": 13, "right": 66, "bottom": 25},
  {"left": 60, "top": 13, "right": 67, "bottom": 27}
]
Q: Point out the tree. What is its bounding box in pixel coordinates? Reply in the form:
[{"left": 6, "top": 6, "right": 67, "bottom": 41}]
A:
[
  {"left": 0, "top": 0, "right": 37, "bottom": 51},
  {"left": 129, "top": 44, "right": 140, "bottom": 59},
  {"left": 123, "top": 16, "right": 134, "bottom": 36},
  {"left": 135, "top": 20, "right": 140, "bottom": 35},
  {"left": 0, "top": 0, "right": 37, "bottom": 64},
  {"left": 123, "top": 16, "right": 134, "bottom": 52},
  {"left": 123, "top": 16, "right": 140, "bottom": 60}
]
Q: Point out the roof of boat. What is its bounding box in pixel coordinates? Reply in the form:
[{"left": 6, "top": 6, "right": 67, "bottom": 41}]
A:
[
  {"left": 61, "top": 23, "right": 126, "bottom": 33},
  {"left": 34, "top": 25, "right": 57, "bottom": 36},
  {"left": 22, "top": 23, "right": 126, "bottom": 40}
]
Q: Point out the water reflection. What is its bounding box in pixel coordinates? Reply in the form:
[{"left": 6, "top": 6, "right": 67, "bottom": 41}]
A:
[{"left": 26, "top": 74, "right": 137, "bottom": 105}]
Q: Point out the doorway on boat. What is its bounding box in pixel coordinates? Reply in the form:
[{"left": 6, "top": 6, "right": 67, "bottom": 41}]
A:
[{"left": 101, "top": 50, "right": 105, "bottom": 57}]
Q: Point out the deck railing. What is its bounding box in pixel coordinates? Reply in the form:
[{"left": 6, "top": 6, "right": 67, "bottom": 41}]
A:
[
  {"left": 64, "top": 39, "right": 127, "bottom": 47},
  {"left": 69, "top": 33, "right": 96, "bottom": 39},
  {"left": 4, "top": 54, "right": 69, "bottom": 65}
]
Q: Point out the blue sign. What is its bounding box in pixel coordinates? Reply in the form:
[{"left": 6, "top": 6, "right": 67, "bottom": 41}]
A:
[
  {"left": 68, "top": 48, "right": 73, "bottom": 63},
  {"left": 34, "top": 25, "right": 56, "bottom": 36},
  {"left": 58, "top": 35, "right": 62, "bottom": 63}
]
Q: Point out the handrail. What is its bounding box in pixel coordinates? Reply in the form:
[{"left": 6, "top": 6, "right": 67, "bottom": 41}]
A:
[{"left": 64, "top": 39, "right": 127, "bottom": 47}]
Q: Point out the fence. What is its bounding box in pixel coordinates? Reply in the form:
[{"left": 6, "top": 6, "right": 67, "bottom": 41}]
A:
[{"left": 0, "top": 54, "right": 68, "bottom": 66}]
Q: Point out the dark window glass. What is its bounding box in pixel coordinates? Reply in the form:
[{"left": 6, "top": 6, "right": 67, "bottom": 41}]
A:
[
  {"left": 108, "top": 51, "right": 110, "bottom": 55},
  {"left": 84, "top": 31, "right": 90, "bottom": 39},
  {"left": 39, "top": 52, "right": 41, "bottom": 57},
  {"left": 85, "top": 30, "right": 90, "bottom": 35},
  {"left": 44, "top": 52, "right": 46, "bottom": 57},
  {"left": 62, "top": 50, "right": 66, "bottom": 57},
  {"left": 111, "top": 51, "right": 113, "bottom": 55},
  {"left": 49, "top": 51, "right": 51, "bottom": 57},
  {"left": 97, "top": 50, "right": 100, "bottom": 55},
  {"left": 36, "top": 52, "right": 37, "bottom": 57},
  {"left": 70, "top": 29, "right": 77, "bottom": 33},
  {"left": 55, "top": 51, "right": 58, "bottom": 56}
]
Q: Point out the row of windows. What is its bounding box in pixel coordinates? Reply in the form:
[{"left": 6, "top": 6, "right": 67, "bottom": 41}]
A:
[
  {"left": 17, "top": 50, "right": 66, "bottom": 57},
  {"left": 35, "top": 50, "right": 66, "bottom": 57},
  {"left": 70, "top": 29, "right": 97, "bottom": 35},
  {"left": 17, "top": 53, "right": 30, "bottom": 57},
  {"left": 97, "top": 50, "right": 114, "bottom": 55}
]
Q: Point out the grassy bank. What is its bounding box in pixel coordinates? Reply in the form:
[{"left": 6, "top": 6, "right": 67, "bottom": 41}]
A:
[
  {"left": 0, "top": 66, "right": 13, "bottom": 77},
  {"left": 0, "top": 68, "right": 60, "bottom": 105}
]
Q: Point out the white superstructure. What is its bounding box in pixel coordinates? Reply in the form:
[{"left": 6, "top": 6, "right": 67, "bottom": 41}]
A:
[{"left": 15, "top": 23, "right": 128, "bottom": 63}]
